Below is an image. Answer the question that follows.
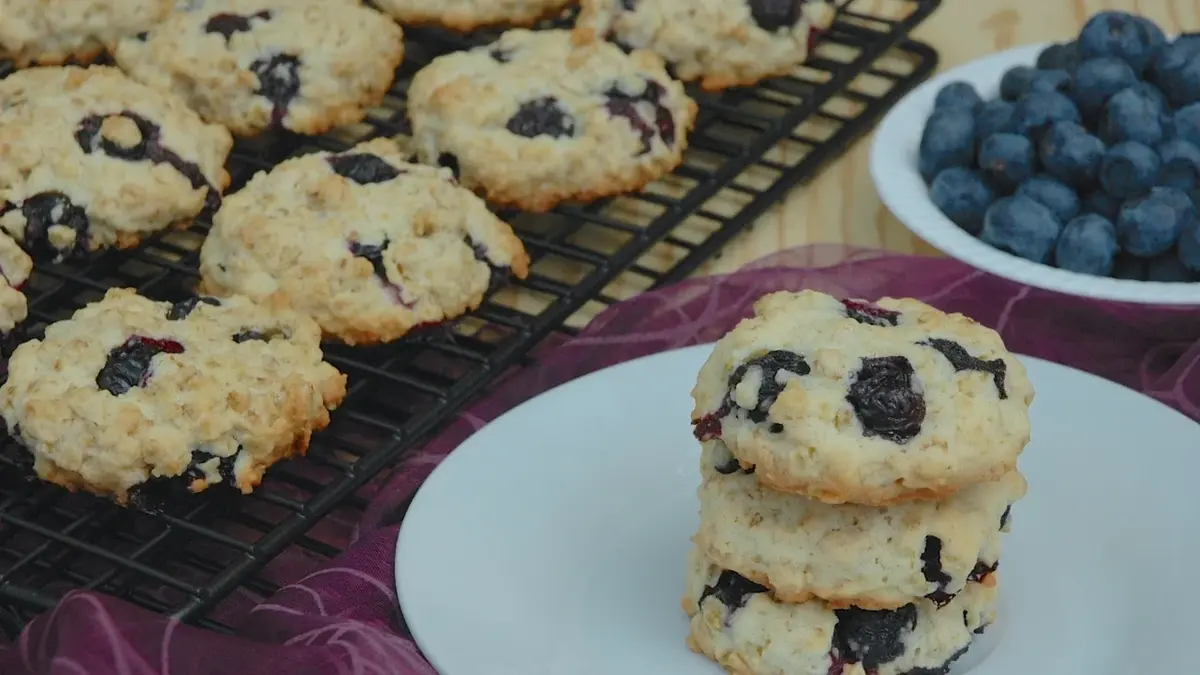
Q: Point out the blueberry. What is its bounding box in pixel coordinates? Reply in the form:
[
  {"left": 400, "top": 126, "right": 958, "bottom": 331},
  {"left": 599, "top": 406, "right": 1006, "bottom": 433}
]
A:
[
  {"left": 1148, "top": 37, "right": 1200, "bottom": 107},
  {"left": 980, "top": 195, "right": 1063, "bottom": 263},
  {"left": 250, "top": 53, "right": 301, "bottom": 128},
  {"left": 978, "top": 133, "right": 1036, "bottom": 192},
  {"left": 203, "top": 10, "right": 270, "bottom": 41},
  {"left": 841, "top": 299, "right": 900, "bottom": 327},
  {"left": 698, "top": 570, "right": 768, "bottom": 613},
  {"left": 1082, "top": 189, "right": 1122, "bottom": 221},
  {"left": 1101, "top": 87, "right": 1164, "bottom": 146},
  {"left": 1054, "top": 214, "right": 1118, "bottom": 276},
  {"left": 1179, "top": 220, "right": 1200, "bottom": 271},
  {"left": 1159, "top": 139, "right": 1200, "bottom": 191},
  {"left": 845, "top": 356, "right": 925, "bottom": 444},
  {"left": 1071, "top": 57, "right": 1138, "bottom": 120},
  {"left": 1113, "top": 253, "right": 1149, "bottom": 279},
  {"left": 920, "top": 338, "right": 1008, "bottom": 398},
  {"left": 14, "top": 191, "right": 90, "bottom": 262},
  {"left": 727, "top": 351, "right": 811, "bottom": 423},
  {"left": 1147, "top": 251, "right": 1196, "bottom": 281},
  {"left": 1037, "top": 41, "right": 1083, "bottom": 73},
  {"left": 1027, "top": 69, "right": 1072, "bottom": 95},
  {"left": 96, "top": 336, "right": 185, "bottom": 396},
  {"left": 167, "top": 296, "right": 220, "bottom": 320},
  {"left": 934, "top": 81, "right": 983, "bottom": 112},
  {"left": 930, "top": 167, "right": 995, "bottom": 235},
  {"left": 327, "top": 153, "right": 402, "bottom": 185},
  {"left": 1038, "top": 121, "right": 1104, "bottom": 188},
  {"left": 604, "top": 81, "right": 675, "bottom": 154},
  {"left": 1132, "top": 80, "right": 1170, "bottom": 118},
  {"left": 747, "top": 0, "right": 806, "bottom": 31},
  {"left": 1169, "top": 103, "right": 1200, "bottom": 146},
  {"left": 1078, "top": 12, "right": 1167, "bottom": 74},
  {"left": 1116, "top": 186, "right": 1195, "bottom": 257},
  {"left": 506, "top": 97, "right": 576, "bottom": 139},
  {"left": 348, "top": 238, "right": 411, "bottom": 306},
  {"left": 975, "top": 99, "right": 1016, "bottom": 141},
  {"left": 832, "top": 605, "right": 918, "bottom": 670},
  {"left": 1011, "top": 91, "right": 1081, "bottom": 138},
  {"left": 1016, "top": 175, "right": 1079, "bottom": 224},
  {"left": 921, "top": 536, "right": 954, "bottom": 606},
  {"left": 999, "top": 66, "right": 1037, "bottom": 101},
  {"left": 918, "top": 108, "right": 976, "bottom": 183},
  {"left": 1100, "top": 142, "right": 1161, "bottom": 199}
]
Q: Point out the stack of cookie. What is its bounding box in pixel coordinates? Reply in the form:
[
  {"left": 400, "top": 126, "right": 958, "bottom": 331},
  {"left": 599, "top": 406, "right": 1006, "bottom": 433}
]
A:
[{"left": 683, "top": 290, "right": 1035, "bottom": 675}]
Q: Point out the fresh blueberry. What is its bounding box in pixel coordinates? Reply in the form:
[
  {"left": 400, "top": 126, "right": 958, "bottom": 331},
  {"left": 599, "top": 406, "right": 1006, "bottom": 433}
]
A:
[
  {"left": 1132, "top": 80, "right": 1170, "bottom": 117},
  {"left": 1112, "top": 253, "right": 1149, "bottom": 279},
  {"left": 1100, "top": 87, "right": 1164, "bottom": 146},
  {"left": 1082, "top": 189, "right": 1122, "bottom": 221},
  {"left": 999, "top": 66, "right": 1037, "bottom": 101},
  {"left": 980, "top": 195, "right": 1063, "bottom": 263},
  {"left": 930, "top": 167, "right": 995, "bottom": 235},
  {"left": 1016, "top": 175, "right": 1080, "bottom": 224},
  {"left": 934, "top": 81, "right": 983, "bottom": 112},
  {"left": 1037, "top": 41, "right": 1083, "bottom": 73},
  {"left": 1099, "top": 142, "right": 1161, "bottom": 199},
  {"left": 975, "top": 99, "right": 1016, "bottom": 141},
  {"left": 1116, "top": 186, "right": 1195, "bottom": 257},
  {"left": 1169, "top": 103, "right": 1200, "bottom": 146},
  {"left": 1038, "top": 121, "right": 1104, "bottom": 188},
  {"left": 918, "top": 108, "right": 976, "bottom": 183},
  {"left": 1147, "top": 251, "right": 1196, "bottom": 281},
  {"left": 1011, "top": 91, "right": 1081, "bottom": 138},
  {"left": 846, "top": 356, "right": 925, "bottom": 444},
  {"left": 978, "top": 133, "right": 1036, "bottom": 192},
  {"left": 1078, "top": 12, "right": 1167, "bottom": 74},
  {"left": 1027, "top": 69, "right": 1072, "bottom": 95},
  {"left": 1178, "top": 220, "right": 1200, "bottom": 271},
  {"left": 1159, "top": 139, "right": 1200, "bottom": 191},
  {"left": 1054, "top": 214, "right": 1118, "bottom": 276},
  {"left": 1071, "top": 57, "right": 1138, "bottom": 120},
  {"left": 1148, "top": 37, "right": 1200, "bottom": 107}
]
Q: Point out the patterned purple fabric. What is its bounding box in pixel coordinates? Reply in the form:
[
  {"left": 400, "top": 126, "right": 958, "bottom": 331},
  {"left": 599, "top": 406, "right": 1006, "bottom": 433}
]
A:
[{"left": 3, "top": 244, "right": 1199, "bottom": 675}]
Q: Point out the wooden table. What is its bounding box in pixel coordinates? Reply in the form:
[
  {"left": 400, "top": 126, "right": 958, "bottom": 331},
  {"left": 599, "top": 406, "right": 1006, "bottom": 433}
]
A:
[{"left": 700, "top": 0, "right": 1200, "bottom": 275}]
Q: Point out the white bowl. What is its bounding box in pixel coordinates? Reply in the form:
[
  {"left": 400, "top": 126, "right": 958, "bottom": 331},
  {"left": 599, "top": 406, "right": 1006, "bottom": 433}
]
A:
[{"left": 870, "top": 43, "right": 1200, "bottom": 305}]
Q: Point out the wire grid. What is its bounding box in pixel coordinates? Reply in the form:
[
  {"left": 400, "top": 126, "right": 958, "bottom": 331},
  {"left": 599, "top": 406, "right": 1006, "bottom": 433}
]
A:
[{"left": 0, "top": 0, "right": 941, "bottom": 635}]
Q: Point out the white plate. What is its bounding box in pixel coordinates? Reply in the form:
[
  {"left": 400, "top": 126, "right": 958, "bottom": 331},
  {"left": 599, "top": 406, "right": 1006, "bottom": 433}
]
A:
[
  {"left": 397, "top": 344, "right": 1200, "bottom": 675},
  {"left": 870, "top": 43, "right": 1200, "bottom": 305}
]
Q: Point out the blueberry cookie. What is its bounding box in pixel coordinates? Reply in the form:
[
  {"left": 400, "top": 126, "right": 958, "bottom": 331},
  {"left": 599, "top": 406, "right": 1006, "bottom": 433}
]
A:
[
  {"left": 574, "top": 0, "right": 837, "bottom": 91},
  {"left": 112, "top": 0, "right": 405, "bottom": 137},
  {"left": 0, "top": 233, "right": 32, "bottom": 336},
  {"left": 691, "top": 290, "right": 1035, "bottom": 506},
  {"left": 696, "top": 439, "right": 1022, "bottom": 610},
  {"left": 198, "top": 138, "right": 530, "bottom": 345},
  {"left": 0, "top": 288, "right": 347, "bottom": 504},
  {"left": 0, "top": 66, "right": 232, "bottom": 262},
  {"left": 407, "top": 29, "right": 697, "bottom": 212},
  {"left": 371, "top": 0, "right": 573, "bottom": 32},
  {"left": 0, "top": 0, "right": 171, "bottom": 68}
]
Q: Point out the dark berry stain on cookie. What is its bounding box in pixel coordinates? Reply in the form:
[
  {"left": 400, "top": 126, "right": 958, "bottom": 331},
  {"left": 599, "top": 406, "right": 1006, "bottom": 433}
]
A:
[
  {"left": 232, "top": 328, "right": 287, "bottom": 343},
  {"left": 167, "top": 296, "right": 221, "bottom": 320},
  {"left": 2, "top": 192, "right": 91, "bottom": 262},
  {"left": 968, "top": 560, "right": 998, "bottom": 583},
  {"left": 506, "top": 97, "right": 577, "bottom": 139},
  {"left": 921, "top": 338, "right": 1008, "bottom": 399},
  {"left": 250, "top": 53, "right": 302, "bottom": 128},
  {"left": 698, "top": 569, "right": 769, "bottom": 618},
  {"left": 1000, "top": 505, "right": 1012, "bottom": 530},
  {"left": 846, "top": 356, "right": 926, "bottom": 443},
  {"left": 76, "top": 111, "right": 221, "bottom": 219},
  {"left": 714, "top": 456, "right": 756, "bottom": 475},
  {"left": 203, "top": 10, "right": 271, "bottom": 40},
  {"left": 465, "top": 235, "right": 511, "bottom": 292},
  {"left": 489, "top": 48, "right": 513, "bottom": 63},
  {"left": 692, "top": 350, "right": 811, "bottom": 440},
  {"left": 831, "top": 603, "right": 918, "bottom": 671},
  {"left": 748, "top": 0, "right": 806, "bottom": 31},
  {"left": 349, "top": 239, "right": 414, "bottom": 307},
  {"left": 842, "top": 298, "right": 900, "bottom": 327},
  {"left": 96, "top": 336, "right": 185, "bottom": 396},
  {"left": 436, "top": 152, "right": 461, "bottom": 179},
  {"left": 129, "top": 447, "right": 240, "bottom": 507},
  {"left": 604, "top": 80, "right": 675, "bottom": 154},
  {"left": 920, "top": 536, "right": 955, "bottom": 607},
  {"left": 327, "top": 153, "right": 402, "bottom": 185}
]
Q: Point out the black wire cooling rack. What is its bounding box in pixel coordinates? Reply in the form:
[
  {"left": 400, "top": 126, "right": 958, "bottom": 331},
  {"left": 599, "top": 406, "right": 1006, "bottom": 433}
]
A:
[{"left": 0, "top": 0, "right": 941, "bottom": 636}]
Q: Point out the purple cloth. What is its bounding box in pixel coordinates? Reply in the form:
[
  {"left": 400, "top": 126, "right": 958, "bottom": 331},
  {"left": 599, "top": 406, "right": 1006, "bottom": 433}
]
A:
[{"left": 3, "top": 244, "right": 1200, "bottom": 675}]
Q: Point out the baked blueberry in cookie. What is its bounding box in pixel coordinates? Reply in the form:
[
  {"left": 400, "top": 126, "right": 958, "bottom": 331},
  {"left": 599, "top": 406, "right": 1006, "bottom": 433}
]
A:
[
  {"left": 113, "top": 0, "right": 405, "bottom": 137},
  {"left": 371, "top": 0, "right": 576, "bottom": 32},
  {"left": 0, "top": 0, "right": 171, "bottom": 68},
  {"left": 199, "top": 138, "right": 530, "bottom": 345},
  {"left": 0, "top": 288, "right": 346, "bottom": 504},
  {"left": 691, "top": 290, "right": 1034, "bottom": 505},
  {"left": 575, "top": 0, "right": 837, "bottom": 90},
  {"left": 0, "top": 66, "right": 232, "bottom": 261},
  {"left": 407, "top": 29, "right": 697, "bottom": 212}
]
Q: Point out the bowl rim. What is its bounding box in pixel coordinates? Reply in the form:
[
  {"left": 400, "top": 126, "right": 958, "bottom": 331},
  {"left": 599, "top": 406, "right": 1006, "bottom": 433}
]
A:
[{"left": 870, "top": 41, "right": 1200, "bottom": 306}]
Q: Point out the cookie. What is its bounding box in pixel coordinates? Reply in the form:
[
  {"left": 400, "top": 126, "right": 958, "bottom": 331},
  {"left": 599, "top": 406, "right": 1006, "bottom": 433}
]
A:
[
  {"left": 407, "top": 28, "right": 697, "bottom": 212},
  {"left": 574, "top": 0, "right": 837, "bottom": 91},
  {"left": 683, "top": 547, "right": 996, "bottom": 675},
  {"left": 0, "top": 66, "right": 233, "bottom": 262},
  {"left": 371, "top": 0, "right": 573, "bottom": 32},
  {"left": 0, "top": 288, "right": 347, "bottom": 504},
  {"left": 0, "top": 232, "right": 32, "bottom": 336},
  {"left": 112, "top": 0, "right": 405, "bottom": 137},
  {"left": 0, "top": 0, "right": 171, "bottom": 68},
  {"left": 198, "top": 137, "right": 530, "bottom": 345},
  {"left": 695, "top": 438, "right": 1023, "bottom": 610},
  {"left": 691, "top": 290, "right": 1035, "bottom": 506}
]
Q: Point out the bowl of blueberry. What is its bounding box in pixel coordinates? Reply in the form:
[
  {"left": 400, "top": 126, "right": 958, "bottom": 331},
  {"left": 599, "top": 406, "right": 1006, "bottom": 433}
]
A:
[{"left": 871, "top": 11, "right": 1200, "bottom": 304}]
